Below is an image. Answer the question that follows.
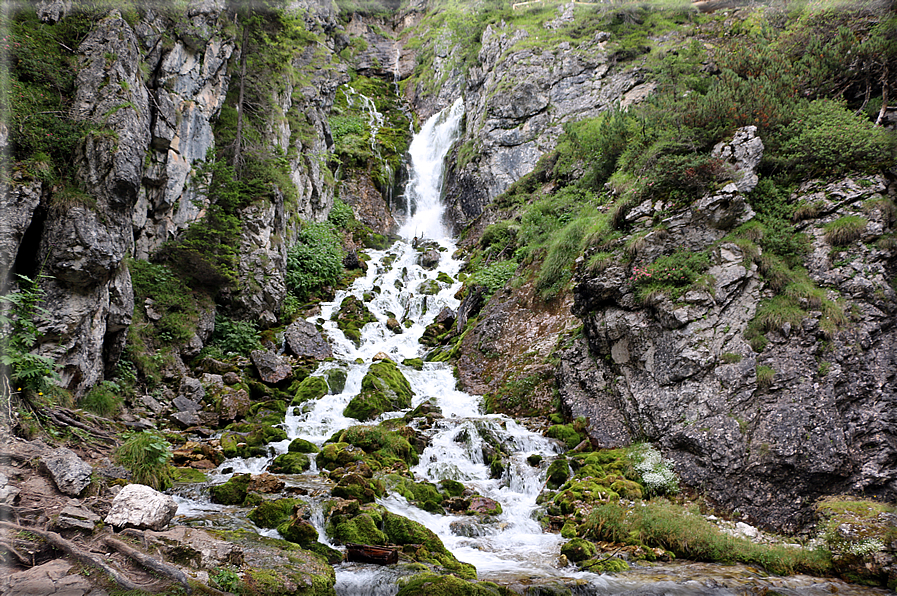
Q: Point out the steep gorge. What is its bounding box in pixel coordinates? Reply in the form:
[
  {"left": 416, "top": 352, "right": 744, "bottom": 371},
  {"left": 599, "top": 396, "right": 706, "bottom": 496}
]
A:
[{"left": 1, "top": 0, "right": 897, "bottom": 594}]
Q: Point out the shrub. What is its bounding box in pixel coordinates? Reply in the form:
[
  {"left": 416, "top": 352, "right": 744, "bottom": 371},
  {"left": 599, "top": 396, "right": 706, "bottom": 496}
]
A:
[
  {"left": 286, "top": 222, "right": 345, "bottom": 301},
  {"left": 0, "top": 274, "right": 60, "bottom": 396},
  {"left": 115, "top": 430, "right": 172, "bottom": 490},
  {"left": 466, "top": 260, "right": 518, "bottom": 297},
  {"left": 824, "top": 216, "right": 867, "bottom": 246},
  {"left": 210, "top": 315, "right": 260, "bottom": 356},
  {"left": 327, "top": 198, "right": 354, "bottom": 229}
]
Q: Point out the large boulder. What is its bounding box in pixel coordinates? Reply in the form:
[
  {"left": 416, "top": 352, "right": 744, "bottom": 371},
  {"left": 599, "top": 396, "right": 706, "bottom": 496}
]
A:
[
  {"left": 143, "top": 526, "right": 244, "bottom": 569},
  {"left": 42, "top": 448, "right": 92, "bottom": 497},
  {"left": 251, "top": 350, "right": 293, "bottom": 384},
  {"left": 343, "top": 360, "right": 414, "bottom": 421},
  {"left": 283, "top": 319, "right": 332, "bottom": 360},
  {"left": 104, "top": 484, "right": 178, "bottom": 531}
]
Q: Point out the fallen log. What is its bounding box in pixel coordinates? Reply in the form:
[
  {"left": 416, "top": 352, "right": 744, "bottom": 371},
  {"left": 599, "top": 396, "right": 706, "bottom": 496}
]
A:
[
  {"left": 103, "top": 535, "right": 192, "bottom": 593},
  {"left": 0, "top": 521, "right": 140, "bottom": 591},
  {"left": 345, "top": 543, "right": 399, "bottom": 565}
]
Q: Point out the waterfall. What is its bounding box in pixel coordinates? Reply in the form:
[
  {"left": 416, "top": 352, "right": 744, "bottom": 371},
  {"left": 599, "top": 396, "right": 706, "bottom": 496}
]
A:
[{"left": 399, "top": 98, "right": 464, "bottom": 241}]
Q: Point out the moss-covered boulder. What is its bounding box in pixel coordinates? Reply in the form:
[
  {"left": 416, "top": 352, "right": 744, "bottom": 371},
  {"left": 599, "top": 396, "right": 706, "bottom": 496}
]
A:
[
  {"left": 439, "top": 479, "right": 466, "bottom": 498},
  {"left": 402, "top": 358, "right": 424, "bottom": 370},
  {"left": 388, "top": 476, "right": 445, "bottom": 513},
  {"left": 610, "top": 479, "right": 643, "bottom": 500},
  {"left": 581, "top": 556, "right": 630, "bottom": 573},
  {"left": 329, "top": 510, "right": 387, "bottom": 545},
  {"left": 331, "top": 473, "right": 385, "bottom": 503},
  {"left": 561, "top": 538, "right": 597, "bottom": 562},
  {"left": 546, "top": 456, "right": 570, "bottom": 490},
  {"left": 291, "top": 376, "right": 329, "bottom": 406},
  {"left": 396, "top": 574, "right": 503, "bottom": 596},
  {"left": 327, "top": 424, "right": 419, "bottom": 469},
  {"left": 269, "top": 452, "right": 311, "bottom": 474},
  {"left": 343, "top": 361, "right": 414, "bottom": 421},
  {"left": 545, "top": 424, "right": 582, "bottom": 451},
  {"left": 333, "top": 295, "right": 375, "bottom": 346},
  {"left": 467, "top": 496, "right": 502, "bottom": 516},
  {"left": 288, "top": 438, "right": 319, "bottom": 453},
  {"left": 317, "top": 442, "right": 366, "bottom": 471},
  {"left": 249, "top": 498, "right": 299, "bottom": 528},
  {"left": 381, "top": 511, "right": 476, "bottom": 579},
  {"left": 324, "top": 367, "right": 348, "bottom": 394},
  {"left": 277, "top": 517, "right": 318, "bottom": 547},
  {"left": 210, "top": 474, "right": 252, "bottom": 505},
  {"left": 220, "top": 424, "right": 288, "bottom": 459}
]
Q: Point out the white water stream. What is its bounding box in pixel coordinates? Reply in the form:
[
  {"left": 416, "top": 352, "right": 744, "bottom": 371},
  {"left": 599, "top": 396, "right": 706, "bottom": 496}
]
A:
[{"left": 171, "top": 100, "right": 889, "bottom": 596}]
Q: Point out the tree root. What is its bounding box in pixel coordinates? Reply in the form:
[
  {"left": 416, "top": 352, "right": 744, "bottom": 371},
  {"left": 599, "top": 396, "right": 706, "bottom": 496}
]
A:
[
  {"left": 103, "top": 535, "right": 192, "bottom": 593},
  {"left": 0, "top": 538, "right": 31, "bottom": 566},
  {"left": 0, "top": 521, "right": 141, "bottom": 591}
]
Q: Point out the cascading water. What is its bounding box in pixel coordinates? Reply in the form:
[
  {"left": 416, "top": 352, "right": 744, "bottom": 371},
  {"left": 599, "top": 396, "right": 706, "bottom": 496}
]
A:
[{"left": 171, "top": 100, "right": 888, "bottom": 596}]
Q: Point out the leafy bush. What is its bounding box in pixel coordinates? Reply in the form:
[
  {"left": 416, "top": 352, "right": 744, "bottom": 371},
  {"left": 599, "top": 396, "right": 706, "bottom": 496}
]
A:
[
  {"left": 630, "top": 250, "right": 711, "bottom": 303},
  {"left": 327, "top": 198, "right": 354, "bottom": 230},
  {"left": 286, "top": 222, "right": 345, "bottom": 301},
  {"left": 115, "top": 430, "right": 173, "bottom": 490},
  {"left": 129, "top": 260, "right": 203, "bottom": 347},
  {"left": 0, "top": 274, "right": 60, "bottom": 396},
  {"left": 210, "top": 315, "right": 260, "bottom": 356}
]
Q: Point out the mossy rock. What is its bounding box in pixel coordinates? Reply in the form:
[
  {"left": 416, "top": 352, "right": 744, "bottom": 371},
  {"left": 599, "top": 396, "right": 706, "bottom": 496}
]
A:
[
  {"left": 209, "top": 474, "right": 251, "bottom": 505},
  {"left": 550, "top": 480, "right": 619, "bottom": 515},
  {"left": 545, "top": 424, "right": 582, "bottom": 450},
  {"left": 343, "top": 360, "right": 414, "bottom": 421},
  {"left": 304, "top": 542, "right": 343, "bottom": 565},
  {"left": 329, "top": 424, "right": 419, "bottom": 468},
  {"left": 527, "top": 454, "right": 543, "bottom": 466},
  {"left": 396, "top": 573, "right": 504, "bottom": 596},
  {"left": 561, "top": 521, "right": 577, "bottom": 538},
  {"left": 439, "top": 478, "right": 465, "bottom": 498},
  {"left": 363, "top": 233, "right": 391, "bottom": 250},
  {"left": 546, "top": 457, "right": 570, "bottom": 490},
  {"left": 561, "top": 538, "right": 597, "bottom": 562},
  {"left": 291, "top": 376, "right": 329, "bottom": 406},
  {"left": 333, "top": 295, "right": 376, "bottom": 346},
  {"left": 581, "top": 556, "right": 630, "bottom": 573},
  {"left": 402, "top": 358, "right": 424, "bottom": 370},
  {"left": 249, "top": 498, "right": 299, "bottom": 528},
  {"left": 277, "top": 517, "right": 318, "bottom": 547},
  {"left": 332, "top": 473, "right": 385, "bottom": 503},
  {"left": 388, "top": 475, "right": 444, "bottom": 513},
  {"left": 324, "top": 367, "right": 348, "bottom": 394},
  {"left": 610, "top": 479, "right": 643, "bottom": 500},
  {"left": 317, "top": 442, "right": 365, "bottom": 471},
  {"left": 269, "top": 452, "right": 311, "bottom": 474},
  {"left": 435, "top": 272, "right": 454, "bottom": 284},
  {"left": 246, "top": 400, "right": 289, "bottom": 427},
  {"left": 382, "top": 511, "right": 476, "bottom": 578},
  {"left": 288, "top": 438, "right": 319, "bottom": 453},
  {"left": 417, "top": 280, "right": 440, "bottom": 295},
  {"left": 170, "top": 466, "right": 208, "bottom": 484},
  {"left": 329, "top": 511, "right": 387, "bottom": 545}
]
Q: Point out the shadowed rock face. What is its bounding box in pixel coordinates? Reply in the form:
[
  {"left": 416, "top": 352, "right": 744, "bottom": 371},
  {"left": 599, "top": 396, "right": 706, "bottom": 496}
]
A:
[{"left": 564, "top": 174, "right": 897, "bottom": 531}]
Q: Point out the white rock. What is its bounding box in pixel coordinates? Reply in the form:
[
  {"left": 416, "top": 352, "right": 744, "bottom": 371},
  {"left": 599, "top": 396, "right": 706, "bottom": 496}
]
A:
[
  {"left": 735, "top": 521, "right": 759, "bottom": 539},
  {"left": 104, "top": 484, "right": 178, "bottom": 531}
]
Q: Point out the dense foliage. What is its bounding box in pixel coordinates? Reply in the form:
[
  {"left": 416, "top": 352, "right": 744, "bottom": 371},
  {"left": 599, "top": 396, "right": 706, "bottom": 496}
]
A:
[{"left": 286, "top": 222, "right": 346, "bottom": 302}]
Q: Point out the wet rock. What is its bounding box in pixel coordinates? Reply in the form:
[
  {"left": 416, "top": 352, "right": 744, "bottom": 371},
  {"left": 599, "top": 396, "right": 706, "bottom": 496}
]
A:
[
  {"left": 248, "top": 472, "right": 285, "bottom": 494},
  {"left": 343, "top": 249, "right": 366, "bottom": 270},
  {"left": 105, "top": 484, "right": 178, "bottom": 531},
  {"left": 324, "top": 367, "right": 348, "bottom": 394},
  {"left": 343, "top": 360, "right": 414, "bottom": 421},
  {"left": 284, "top": 319, "right": 332, "bottom": 360},
  {"left": 467, "top": 495, "right": 502, "bottom": 516},
  {"left": 218, "top": 387, "right": 251, "bottom": 421},
  {"left": 142, "top": 526, "right": 244, "bottom": 569},
  {"left": 291, "top": 376, "right": 329, "bottom": 406},
  {"left": 386, "top": 317, "right": 402, "bottom": 334},
  {"left": 209, "top": 473, "right": 251, "bottom": 506},
  {"left": 269, "top": 452, "right": 311, "bottom": 474},
  {"left": 419, "top": 249, "right": 441, "bottom": 270},
  {"left": 54, "top": 504, "right": 101, "bottom": 532},
  {"left": 42, "top": 448, "right": 92, "bottom": 497},
  {"left": 0, "top": 559, "right": 98, "bottom": 596},
  {"left": 251, "top": 349, "right": 293, "bottom": 384}
]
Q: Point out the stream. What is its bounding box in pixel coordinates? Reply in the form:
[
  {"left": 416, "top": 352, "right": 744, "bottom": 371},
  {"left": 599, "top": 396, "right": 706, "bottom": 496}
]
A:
[{"left": 171, "top": 100, "right": 889, "bottom": 596}]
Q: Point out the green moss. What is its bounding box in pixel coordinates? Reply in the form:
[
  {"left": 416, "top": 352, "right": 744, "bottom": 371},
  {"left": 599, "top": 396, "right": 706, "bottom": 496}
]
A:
[
  {"left": 332, "top": 473, "right": 386, "bottom": 503},
  {"left": 546, "top": 456, "right": 571, "bottom": 490},
  {"left": 170, "top": 466, "right": 208, "bottom": 484},
  {"left": 269, "top": 452, "right": 311, "bottom": 474},
  {"left": 382, "top": 511, "right": 476, "bottom": 579},
  {"left": 288, "top": 438, "right": 319, "bottom": 453},
  {"left": 343, "top": 361, "right": 414, "bottom": 421},
  {"left": 387, "top": 475, "right": 444, "bottom": 513},
  {"left": 332, "top": 295, "right": 376, "bottom": 346},
  {"left": 317, "top": 442, "right": 365, "bottom": 471},
  {"left": 292, "top": 376, "right": 329, "bottom": 406},
  {"left": 249, "top": 498, "right": 299, "bottom": 528},
  {"left": 329, "top": 511, "right": 387, "bottom": 545},
  {"left": 561, "top": 538, "right": 597, "bottom": 562},
  {"left": 402, "top": 358, "right": 424, "bottom": 370},
  {"left": 324, "top": 367, "right": 348, "bottom": 394},
  {"left": 561, "top": 521, "right": 578, "bottom": 539},
  {"left": 277, "top": 517, "right": 318, "bottom": 547},
  {"left": 396, "top": 574, "right": 504, "bottom": 596},
  {"left": 439, "top": 479, "right": 465, "bottom": 498},
  {"left": 209, "top": 474, "right": 251, "bottom": 505},
  {"left": 610, "top": 479, "right": 643, "bottom": 500},
  {"left": 545, "top": 424, "right": 583, "bottom": 451},
  {"left": 581, "top": 556, "right": 630, "bottom": 573}
]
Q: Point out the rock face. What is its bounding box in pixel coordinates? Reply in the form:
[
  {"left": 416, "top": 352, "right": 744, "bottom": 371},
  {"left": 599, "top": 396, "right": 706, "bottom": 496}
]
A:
[
  {"left": 42, "top": 448, "right": 93, "bottom": 497},
  {"left": 565, "top": 174, "right": 897, "bottom": 531},
  {"left": 442, "top": 17, "right": 649, "bottom": 230},
  {"left": 284, "top": 319, "right": 332, "bottom": 360},
  {"left": 105, "top": 483, "right": 179, "bottom": 531}
]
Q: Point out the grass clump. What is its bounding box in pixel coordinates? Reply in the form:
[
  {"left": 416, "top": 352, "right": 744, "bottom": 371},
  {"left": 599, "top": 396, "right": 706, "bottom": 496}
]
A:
[
  {"left": 824, "top": 216, "right": 867, "bottom": 246},
  {"left": 581, "top": 500, "right": 832, "bottom": 576},
  {"left": 756, "top": 365, "right": 775, "bottom": 389},
  {"left": 79, "top": 381, "right": 123, "bottom": 417},
  {"left": 114, "top": 430, "right": 173, "bottom": 491}
]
